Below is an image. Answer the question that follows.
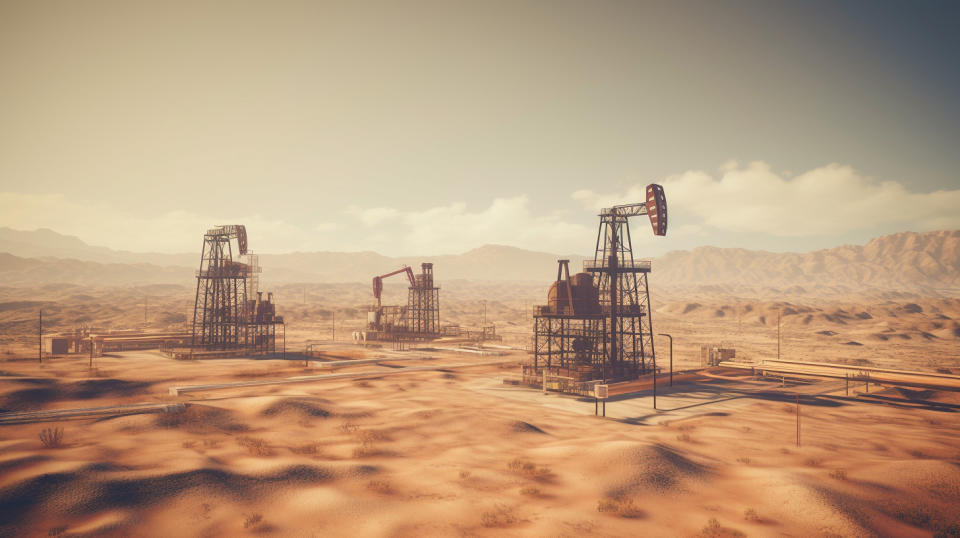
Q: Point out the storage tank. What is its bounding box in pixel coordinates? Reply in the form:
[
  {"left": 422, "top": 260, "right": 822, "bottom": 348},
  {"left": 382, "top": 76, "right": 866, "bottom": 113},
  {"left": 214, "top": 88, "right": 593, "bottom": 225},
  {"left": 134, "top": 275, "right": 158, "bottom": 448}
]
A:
[{"left": 547, "top": 272, "right": 599, "bottom": 315}]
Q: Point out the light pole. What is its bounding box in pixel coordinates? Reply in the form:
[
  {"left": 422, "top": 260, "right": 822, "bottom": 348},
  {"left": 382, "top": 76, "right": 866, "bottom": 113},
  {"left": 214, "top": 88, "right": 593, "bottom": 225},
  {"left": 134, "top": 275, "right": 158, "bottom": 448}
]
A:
[{"left": 659, "top": 333, "right": 673, "bottom": 386}]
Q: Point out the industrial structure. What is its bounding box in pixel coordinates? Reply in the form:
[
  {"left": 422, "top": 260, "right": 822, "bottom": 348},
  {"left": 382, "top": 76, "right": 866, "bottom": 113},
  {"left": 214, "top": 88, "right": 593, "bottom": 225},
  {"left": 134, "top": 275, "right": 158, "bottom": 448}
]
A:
[
  {"left": 527, "top": 184, "right": 667, "bottom": 392},
  {"left": 44, "top": 328, "right": 192, "bottom": 358},
  {"left": 364, "top": 262, "right": 440, "bottom": 341},
  {"left": 190, "top": 225, "right": 284, "bottom": 356}
]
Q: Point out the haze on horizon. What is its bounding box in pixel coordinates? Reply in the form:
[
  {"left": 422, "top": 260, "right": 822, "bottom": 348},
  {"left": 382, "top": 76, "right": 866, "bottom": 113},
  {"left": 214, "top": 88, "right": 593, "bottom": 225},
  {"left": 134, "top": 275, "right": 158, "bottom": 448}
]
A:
[{"left": 1, "top": 1, "right": 958, "bottom": 257}]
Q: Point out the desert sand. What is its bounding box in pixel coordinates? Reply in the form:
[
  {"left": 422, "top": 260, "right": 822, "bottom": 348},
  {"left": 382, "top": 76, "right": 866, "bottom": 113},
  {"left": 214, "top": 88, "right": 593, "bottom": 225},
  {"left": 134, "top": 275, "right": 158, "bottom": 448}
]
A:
[{"left": 1, "top": 277, "right": 959, "bottom": 536}]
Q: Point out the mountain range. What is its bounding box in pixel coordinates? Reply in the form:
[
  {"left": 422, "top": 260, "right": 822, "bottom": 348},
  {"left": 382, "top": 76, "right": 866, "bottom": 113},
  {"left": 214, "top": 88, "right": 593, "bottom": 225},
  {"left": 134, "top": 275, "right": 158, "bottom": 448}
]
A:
[{"left": 0, "top": 227, "right": 957, "bottom": 293}]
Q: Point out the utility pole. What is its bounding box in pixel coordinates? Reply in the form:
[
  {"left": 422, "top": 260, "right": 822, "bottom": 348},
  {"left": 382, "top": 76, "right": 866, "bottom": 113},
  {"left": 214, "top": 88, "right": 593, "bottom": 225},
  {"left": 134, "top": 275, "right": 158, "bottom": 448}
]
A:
[
  {"left": 796, "top": 393, "right": 801, "bottom": 447},
  {"left": 482, "top": 300, "right": 487, "bottom": 326},
  {"left": 332, "top": 311, "right": 336, "bottom": 341},
  {"left": 777, "top": 309, "right": 781, "bottom": 361},
  {"left": 653, "top": 349, "right": 657, "bottom": 410},
  {"left": 659, "top": 333, "right": 673, "bottom": 386},
  {"left": 144, "top": 296, "right": 148, "bottom": 325},
  {"left": 38, "top": 310, "right": 42, "bottom": 363}
]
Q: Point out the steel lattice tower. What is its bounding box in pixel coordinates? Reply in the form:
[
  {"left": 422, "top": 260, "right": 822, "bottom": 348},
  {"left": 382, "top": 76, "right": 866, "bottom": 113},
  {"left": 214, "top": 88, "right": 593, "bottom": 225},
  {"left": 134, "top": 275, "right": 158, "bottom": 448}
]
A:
[
  {"left": 192, "top": 225, "right": 250, "bottom": 350},
  {"left": 407, "top": 263, "right": 440, "bottom": 335},
  {"left": 586, "top": 211, "right": 655, "bottom": 379}
]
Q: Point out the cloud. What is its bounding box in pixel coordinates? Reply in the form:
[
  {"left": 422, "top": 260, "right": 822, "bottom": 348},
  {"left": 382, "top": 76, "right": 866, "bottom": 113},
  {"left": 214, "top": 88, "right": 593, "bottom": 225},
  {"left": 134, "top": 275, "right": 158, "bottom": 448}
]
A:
[
  {"left": 346, "top": 196, "right": 592, "bottom": 255},
  {"left": 0, "top": 191, "right": 593, "bottom": 255},
  {"left": 573, "top": 161, "right": 960, "bottom": 238},
  {"left": 0, "top": 192, "right": 313, "bottom": 253}
]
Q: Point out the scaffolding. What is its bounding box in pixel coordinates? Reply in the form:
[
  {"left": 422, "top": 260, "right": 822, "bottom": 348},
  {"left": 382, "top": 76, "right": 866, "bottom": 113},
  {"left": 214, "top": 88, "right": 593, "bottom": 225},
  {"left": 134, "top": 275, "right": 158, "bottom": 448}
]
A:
[
  {"left": 191, "top": 225, "right": 284, "bottom": 355},
  {"left": 365, "top": 262, "right": 440, "bottom": 341},
  {"left": 407, "top": 263, "right": 440, "bottom": 336},
  {"left": 529, "top": 186, "right": 665, "bottom": 389},
  {"left": 586, "top": 209, "right": 655, "bottom": 379}
]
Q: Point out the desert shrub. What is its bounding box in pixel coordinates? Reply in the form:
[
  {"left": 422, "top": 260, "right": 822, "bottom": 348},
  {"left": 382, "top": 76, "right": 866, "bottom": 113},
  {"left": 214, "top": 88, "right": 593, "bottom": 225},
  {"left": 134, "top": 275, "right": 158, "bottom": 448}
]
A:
[
  {"left": 459, "top": 470, "right": 471, "bottom": 479},
  {"left": 480, "top": 504, "right": 517, "bottom": 527},
  {"left": 520, "top": 486, "right": 541, "bottom": 496},
  {"left": 366, "top": 480, "right": 393, "bottom": 494},
  {"left": 237, "top": 436, "right": 272, "bottom": 456},
  {"left": 339, "top": 421, "right": 360, "bottom": 434},
  {"left": 829, "top": 468, "right": 847, "bottom": 480},
  {"left": 47, "top": 526, "right": 67, "bottom": 536},
  {"left": 507, "top": 458, "right": 551, "bottom": 480},
  {"left": 804, "top": 458, "right": 822, "bottom": 467},
  {"left": 744, "top": 508, "right": 759, "bottom": 521},
  {"left": 700, "top": 517, "right": 746, "bottom": 537},
  {"left": 736, "top": 457, "right": 751, "bottom": 465},
  {"left": 597, "top": 497, "right": 643, "bottom": 518},
  {"left": 39, "top": 427, "right": 64, "bottom": 449},
  {"left": 243, "top": 513, "right": 263, "bottom": 529},
  {"left": 677, "top": 433, "right": 693, "bottom": 442}
]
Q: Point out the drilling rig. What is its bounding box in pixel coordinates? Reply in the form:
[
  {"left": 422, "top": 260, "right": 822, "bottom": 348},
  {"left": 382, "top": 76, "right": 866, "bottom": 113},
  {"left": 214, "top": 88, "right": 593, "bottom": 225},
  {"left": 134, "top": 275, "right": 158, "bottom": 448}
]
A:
[
  {"left": 365, "top": 263, "right": 440, "bottom": 341},
  {"left": 529, "top": 184, "right": 667, "bottom": 392},
  {"left": 190, "top": 225, "right": 284, "bottom": 355}
]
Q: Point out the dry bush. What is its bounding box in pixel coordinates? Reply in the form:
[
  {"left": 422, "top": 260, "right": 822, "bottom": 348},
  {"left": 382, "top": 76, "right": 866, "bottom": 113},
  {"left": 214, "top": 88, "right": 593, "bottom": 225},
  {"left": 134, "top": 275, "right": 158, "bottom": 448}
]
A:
[
  {"left": 700, "top": 517, "right": 746, "bottom": 537},
  {"left": 597, "top": 497, "right": 643, "bottom": 518},
  {"left": 908, "top": 449, "right": 926, "bottom": 459},
  {"left": 780, "top": 448, "right": 791, "bottom": 455},
  {"left": 339, "top": 421, "right": 360, "bottom": 434},
  {"left": 507, "top": 458, "right": 551, "bottom": 480},
  {"left": 520, "top": 486, "right": 541, "bottom": 496},
  {"left": 182, "top": 440, "right": 197, "bottom": 449},
  {"left": 237, "top": 436, "right": 273, "bottom": 456},
  {"left": 740, "top": 426, "right": 752, "bottom": 433},
  {"left": 480, "top": 504, "right": 517, "bottom": 528},
  {"left": 47, "top": 525, "right": 67, "bottom": 536},
  {"left": 829, "top": 468, "right": 847, "bottom": 480},
  {"left": 39, "top": 427, "right": 64, "bottom": 449},
  {"left": 804, "top": 457, "right": 823, "bottom": 467},
  {"left": 676, "top": 433, "right": 693, "bottom": 443},
  {"left": 736, "top": 457, "right": 751, "bottom": 465},
  {"left": 744, "top": 508, "right": 760, "bottom": 521},
  {"left": 243, "top": 513, "right": 263, "bottom": 529},
  {"left": 459, "top": 470, "right": 471, "bottom": 479},
  {"left": 366, "top": 480, "right": 393, "bottom": 494}
]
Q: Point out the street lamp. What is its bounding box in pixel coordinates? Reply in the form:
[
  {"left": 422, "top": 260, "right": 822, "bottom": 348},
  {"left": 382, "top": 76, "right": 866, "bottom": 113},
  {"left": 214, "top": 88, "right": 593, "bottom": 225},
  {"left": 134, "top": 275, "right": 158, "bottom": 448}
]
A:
[{"left": 658, "top": 333, "right": 673, "bottom": 386}]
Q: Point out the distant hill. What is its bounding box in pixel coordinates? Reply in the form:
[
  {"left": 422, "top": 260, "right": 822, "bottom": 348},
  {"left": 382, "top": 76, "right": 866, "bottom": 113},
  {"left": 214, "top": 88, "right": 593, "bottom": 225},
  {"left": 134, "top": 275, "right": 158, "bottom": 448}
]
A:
[
  {"left": 0, "top": 227, "right": 957, "bottom": 293},
  {"left": 654, "top": 230, "right": 960, "bottom": 292},
  {"left": 0, "top": 227, "right": 195, "bottom": 266}
]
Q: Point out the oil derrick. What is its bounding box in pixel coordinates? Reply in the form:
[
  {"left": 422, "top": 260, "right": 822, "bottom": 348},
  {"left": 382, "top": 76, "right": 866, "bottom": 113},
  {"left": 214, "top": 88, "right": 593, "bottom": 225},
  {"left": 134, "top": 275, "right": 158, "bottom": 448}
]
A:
[
  {"left": 530, "top": 184, "right": 667, "bottom": 390},
  {"left": 407, "top": 263, "right": 440, "bottom": 335},
  {"left": 192, "top": 225, "right": 251, "bottom": 350},
  {"left": 587, "top": 184, "right": 667, "bottom": 379},
  {"left": 366, "top": 263, "right": 440, "bottom": 341}
]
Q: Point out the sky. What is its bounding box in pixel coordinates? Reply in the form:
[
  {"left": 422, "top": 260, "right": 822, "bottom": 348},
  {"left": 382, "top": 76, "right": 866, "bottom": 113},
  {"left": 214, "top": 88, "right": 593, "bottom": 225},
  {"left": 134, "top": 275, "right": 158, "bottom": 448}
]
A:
[{"left": 1, "top": 0, "right": 958, "bottom": 256}]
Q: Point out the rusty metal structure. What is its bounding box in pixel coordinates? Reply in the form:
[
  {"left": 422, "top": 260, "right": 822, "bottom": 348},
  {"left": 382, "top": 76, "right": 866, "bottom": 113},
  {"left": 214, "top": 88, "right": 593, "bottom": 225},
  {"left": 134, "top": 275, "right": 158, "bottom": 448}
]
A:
[
  {"left": 191, "top": 225, "right": 284, "bottom": 355},
  {"left": 365, "top": 262, "right": 440, "bottom": 341},
  {"left": 528, "top": 184, "right": 667, "bottom": 391}
]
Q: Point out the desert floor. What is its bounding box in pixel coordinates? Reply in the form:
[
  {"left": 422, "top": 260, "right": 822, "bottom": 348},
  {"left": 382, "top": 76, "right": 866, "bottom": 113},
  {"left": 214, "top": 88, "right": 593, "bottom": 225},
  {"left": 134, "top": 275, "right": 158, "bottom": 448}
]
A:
[{"left": 1, "top": 282, "right": 959, "bottom": 536}]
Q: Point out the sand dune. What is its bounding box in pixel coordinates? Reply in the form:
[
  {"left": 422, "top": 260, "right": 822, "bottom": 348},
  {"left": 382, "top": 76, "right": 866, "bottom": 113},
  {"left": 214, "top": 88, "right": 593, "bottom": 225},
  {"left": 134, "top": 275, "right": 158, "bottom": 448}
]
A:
[{"left": 0, "top": 351, "right": 958, "bottom": 536}]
